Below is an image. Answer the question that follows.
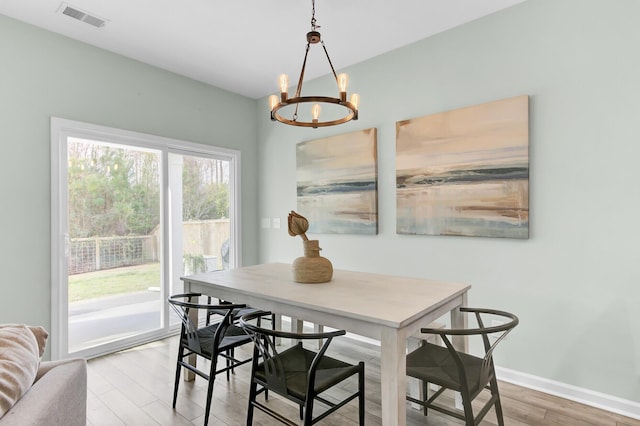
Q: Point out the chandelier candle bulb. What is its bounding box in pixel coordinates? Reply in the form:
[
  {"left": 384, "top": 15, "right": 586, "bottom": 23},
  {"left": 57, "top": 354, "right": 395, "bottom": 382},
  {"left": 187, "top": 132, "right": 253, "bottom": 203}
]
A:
[
  {"left": 269, "top": 95, "right": 279, "bottom": 111},
  {"left": 350, "top": 93, "right": 360, "bottom": 110},
  {"left": 279, "top": 74, "right": 289, "bottom": 100},
  {"left": 338, "top": 73, "right": 349, "bottom": 94},
  {"left": 312, "top": 103, "right": 321, "bottom": 128}
]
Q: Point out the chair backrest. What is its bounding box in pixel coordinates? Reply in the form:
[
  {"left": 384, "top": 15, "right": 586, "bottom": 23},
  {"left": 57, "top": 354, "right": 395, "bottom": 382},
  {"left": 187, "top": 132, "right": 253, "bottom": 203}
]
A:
[
  {"left": 168, "top": 293, "right": 247, "bottom": 353},
  {"left": 239, "top": 310, "right": 346, "bottom": 396},
  {"left": 420, "top": 307, "right": 519, "bottom": 392}
]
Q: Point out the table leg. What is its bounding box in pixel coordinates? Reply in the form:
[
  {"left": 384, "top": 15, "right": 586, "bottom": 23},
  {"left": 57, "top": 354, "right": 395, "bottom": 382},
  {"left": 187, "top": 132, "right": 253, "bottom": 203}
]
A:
[
  {"left": 290, "top": 317, "right": 322, "bottom": 348},
  {"left": 274, "top": 313, "right": 282, "bottom": 345},
  {"left": 380, "top": 327, "right": 406, "bottom": 426},
  {"left": 289, "top": 317, "right": 304, "bottom": 345},
  {"left": 313, "top": 323, "right": 324, "bottom": 349},
  {"left": 451, "top": 292, "right": 468, "bottom": 352},
  {"left": 290, "top": 317, "right": 304, "bottom": 333},
  {"left": 183, "top": 296, "right": 198, "bottom": 382},
  {"left": 406, "top": 337, "right": 423, "bottom": 410},
  {"left": 450, "top": 294, "right": 469, "bottom": 409}
]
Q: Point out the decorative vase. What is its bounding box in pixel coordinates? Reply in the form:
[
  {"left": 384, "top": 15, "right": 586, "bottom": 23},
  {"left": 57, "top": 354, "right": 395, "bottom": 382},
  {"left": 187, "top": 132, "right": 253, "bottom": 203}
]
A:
[{"left": 292, "top": 240, "right": 333, "bottom": 283}]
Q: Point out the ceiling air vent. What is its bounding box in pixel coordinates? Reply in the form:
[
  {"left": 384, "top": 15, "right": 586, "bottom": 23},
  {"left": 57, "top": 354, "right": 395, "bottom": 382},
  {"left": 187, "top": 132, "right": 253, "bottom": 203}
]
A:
[{"left": 58, "top": 3, "right": 108, "bottom": 28}]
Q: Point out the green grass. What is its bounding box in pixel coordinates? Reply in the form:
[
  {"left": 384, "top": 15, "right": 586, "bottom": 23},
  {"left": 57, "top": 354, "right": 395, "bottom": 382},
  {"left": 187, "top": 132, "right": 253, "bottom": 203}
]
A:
[{"left": 68, "top": 262, "right": 161, "bottom": 302}]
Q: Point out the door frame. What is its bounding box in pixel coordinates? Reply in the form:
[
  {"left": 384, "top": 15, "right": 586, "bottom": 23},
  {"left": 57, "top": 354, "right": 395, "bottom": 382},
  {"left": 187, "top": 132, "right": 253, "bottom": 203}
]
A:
[{"left": 50, "top": 117, "right": 241, "bottom": 360}]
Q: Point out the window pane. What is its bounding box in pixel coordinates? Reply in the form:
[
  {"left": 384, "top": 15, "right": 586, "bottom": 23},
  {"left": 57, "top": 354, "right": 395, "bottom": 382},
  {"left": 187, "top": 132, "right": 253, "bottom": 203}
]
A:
[{"left": 67, "top": 137, "right": 162, "bottom": 353}]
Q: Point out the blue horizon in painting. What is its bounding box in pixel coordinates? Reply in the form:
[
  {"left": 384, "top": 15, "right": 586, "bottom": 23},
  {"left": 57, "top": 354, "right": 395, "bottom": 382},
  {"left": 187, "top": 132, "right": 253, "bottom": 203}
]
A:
[
  {"left": 298, "top": 179, "right": 377, "bottom": 196},
  {"left": 397, "top": 166, "right": 528, "bottom": 188},
  {"left": 297, "top": 180, "right": 378, "bottom": 234}
]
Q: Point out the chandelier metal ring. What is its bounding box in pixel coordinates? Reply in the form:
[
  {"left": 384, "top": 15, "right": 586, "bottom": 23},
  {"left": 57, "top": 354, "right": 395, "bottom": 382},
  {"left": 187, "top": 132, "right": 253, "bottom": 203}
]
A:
[{"left": 271, "top": 96, "right": 358, "bottom": 128}]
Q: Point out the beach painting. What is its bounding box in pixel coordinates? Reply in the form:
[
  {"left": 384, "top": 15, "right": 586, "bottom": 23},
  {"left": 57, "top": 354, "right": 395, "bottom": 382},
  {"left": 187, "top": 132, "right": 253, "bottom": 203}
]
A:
[
  {"left": 396, "top": 95, "right": 529, "bottom": 238},
  {"left": 296, "top": 128, "right": 378, "bottom": 234}
]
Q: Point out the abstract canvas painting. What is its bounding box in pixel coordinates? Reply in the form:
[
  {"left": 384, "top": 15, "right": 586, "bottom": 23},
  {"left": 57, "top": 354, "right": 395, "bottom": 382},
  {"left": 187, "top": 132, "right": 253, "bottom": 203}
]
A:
[
  {"left": 296, "top": 128, "right": 378, "bottom": 234},
  {"left": 396, "top": 95, "right": 529, "bottom": 238}
]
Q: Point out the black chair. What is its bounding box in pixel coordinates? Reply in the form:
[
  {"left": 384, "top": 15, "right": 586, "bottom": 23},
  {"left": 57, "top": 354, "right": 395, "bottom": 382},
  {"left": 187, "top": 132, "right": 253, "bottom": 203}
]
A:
[
  {"left": 239, "top": 310, "right": 365, "bottom": 426},
  {"left": 168, "top": 293, "right": 255, "bottom": 426},
  {"left": 406, "top": 307, "right": 519, "bottom": 426},
  {"left": 206, "top": 297, "right": 278, "bottom": 353},
  {"left": 206, "top": 296, "right": 276, "bottom": 327}
]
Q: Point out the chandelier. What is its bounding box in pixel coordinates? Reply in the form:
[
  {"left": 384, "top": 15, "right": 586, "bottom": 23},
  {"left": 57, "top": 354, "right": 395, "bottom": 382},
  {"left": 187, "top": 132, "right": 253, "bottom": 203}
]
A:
[{"left": 269, "top": 0, "right": 359, "bottom": 128}]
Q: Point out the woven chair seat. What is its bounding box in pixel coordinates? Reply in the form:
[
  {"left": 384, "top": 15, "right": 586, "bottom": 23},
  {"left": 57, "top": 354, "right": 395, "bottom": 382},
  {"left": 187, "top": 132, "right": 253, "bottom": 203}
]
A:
[
  {"left": 254, "top": 344, "right": 361, "bottom": 401},
  {"left": 182, "top": 323, "right": 251, "bottom": 358},
  {"left": 407, "top": 342, "right": 485, "bottom": 398}
]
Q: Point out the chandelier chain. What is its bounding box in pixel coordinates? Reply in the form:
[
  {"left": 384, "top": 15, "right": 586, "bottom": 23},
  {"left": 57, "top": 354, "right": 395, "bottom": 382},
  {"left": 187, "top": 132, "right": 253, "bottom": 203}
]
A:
[{"left": 311, "top": 0, "right": 317, "bottom": 30}]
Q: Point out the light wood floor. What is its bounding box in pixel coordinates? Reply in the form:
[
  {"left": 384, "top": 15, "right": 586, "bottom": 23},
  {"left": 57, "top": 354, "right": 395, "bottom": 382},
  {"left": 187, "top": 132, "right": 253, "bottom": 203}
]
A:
[{"left": 87, "top": 335, "right": 640, "bottom": 426}]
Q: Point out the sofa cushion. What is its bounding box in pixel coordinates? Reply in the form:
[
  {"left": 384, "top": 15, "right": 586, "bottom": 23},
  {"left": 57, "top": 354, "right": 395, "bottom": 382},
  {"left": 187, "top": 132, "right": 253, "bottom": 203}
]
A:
[
  {"left": 0, "top": 325, "right": 48, "bottom": 418},
  {"left": 0, "top": 359, "right": 87, "bottom": 426}
]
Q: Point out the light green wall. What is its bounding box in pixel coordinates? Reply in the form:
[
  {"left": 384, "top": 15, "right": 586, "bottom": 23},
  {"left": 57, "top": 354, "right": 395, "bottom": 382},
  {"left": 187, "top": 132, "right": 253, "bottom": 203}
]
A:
[
  {"left": 257, "top": 0, "right": 640, "bottom": 402},
  {"left": 0, "top": 15, "right": 259, "bottom": 329}
]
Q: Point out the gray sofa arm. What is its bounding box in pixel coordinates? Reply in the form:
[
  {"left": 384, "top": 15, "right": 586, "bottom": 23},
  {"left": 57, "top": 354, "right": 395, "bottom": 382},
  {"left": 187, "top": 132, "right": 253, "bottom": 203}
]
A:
[{"left": 0, "top": 358, "right": 87, "bottom": 426}]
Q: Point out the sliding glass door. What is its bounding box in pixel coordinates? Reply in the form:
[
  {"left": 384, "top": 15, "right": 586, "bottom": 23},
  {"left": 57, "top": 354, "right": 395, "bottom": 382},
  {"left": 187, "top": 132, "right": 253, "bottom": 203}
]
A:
[
  {"left": 167, "top": 152, "right": 234, "bottom": 326},
  {"left": 51, "top": 118, "right": 240, "bottom": 359},
  {"left": 65, "top": 138, "right": 163, "bottom": 353}
]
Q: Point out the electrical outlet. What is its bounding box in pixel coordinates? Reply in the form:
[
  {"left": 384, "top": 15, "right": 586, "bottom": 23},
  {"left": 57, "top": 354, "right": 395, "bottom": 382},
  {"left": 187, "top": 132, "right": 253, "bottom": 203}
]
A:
[
  {"left": 273, "top": 218, "right": 281, "bottom": 229},
  {"left": 261, "top": 218, "right": 271, "bottom": 229}
]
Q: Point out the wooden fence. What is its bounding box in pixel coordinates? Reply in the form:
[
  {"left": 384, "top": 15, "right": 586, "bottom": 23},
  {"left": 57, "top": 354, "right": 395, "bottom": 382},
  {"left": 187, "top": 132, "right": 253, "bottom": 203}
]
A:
[{"left": 68, "top": 219, "right": 229, "bottom": 275}]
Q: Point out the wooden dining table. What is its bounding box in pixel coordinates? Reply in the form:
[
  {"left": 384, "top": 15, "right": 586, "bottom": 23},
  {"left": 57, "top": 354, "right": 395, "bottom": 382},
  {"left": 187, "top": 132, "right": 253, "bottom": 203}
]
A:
[{"left": 181, "top": 262, "right": 470, "bottom": 426}]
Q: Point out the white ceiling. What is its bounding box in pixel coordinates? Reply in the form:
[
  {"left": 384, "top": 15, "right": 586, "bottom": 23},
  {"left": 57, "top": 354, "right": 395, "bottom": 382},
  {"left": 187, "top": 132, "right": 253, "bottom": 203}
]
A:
[{"left": 0, "top": 0, "right": 525, "bottom": 99}]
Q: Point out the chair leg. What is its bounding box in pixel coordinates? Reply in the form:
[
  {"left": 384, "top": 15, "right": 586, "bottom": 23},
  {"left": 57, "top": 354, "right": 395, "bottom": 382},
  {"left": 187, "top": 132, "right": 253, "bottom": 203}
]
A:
[
  {"left": 172, "top": 345, "right": 185, "bottom": 408},
  {"left": 246, "top": 380, "right": 258, "bottom": 426},
  {"left": 270, "top": 313, "right": 277, "bottom": 346},
  {"left": 203, "top": 375, "right": 216, "bottom": 426},
  {"left": 461, "top": 391, "right": 475, "bottom": 426},
  {"left": 490, "top": 376, "right": 505, "bottom": 426},
  {"left": 303, "top": 397, "right": 314, "bottom": 426},
  {"left": 421, "top": 380, "right": 428, "bottom": 416},
  {"left": 226, "top": 349, "right": 234, "bottom": 380},
  {"left": 302, "top": 409, "right": 313, "bottom": 426},
  {"left": 203, "top": 357, "right": 219, "bottom": 426},
  {"left": 358, "top": 362, "right": 365, "bottom": 426}
]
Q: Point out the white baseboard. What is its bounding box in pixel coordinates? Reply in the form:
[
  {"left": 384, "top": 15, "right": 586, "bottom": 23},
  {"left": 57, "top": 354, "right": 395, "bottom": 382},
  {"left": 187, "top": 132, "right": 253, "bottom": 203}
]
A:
[{"left": 496, "top": 366, "right": 640, "bottom": 420}]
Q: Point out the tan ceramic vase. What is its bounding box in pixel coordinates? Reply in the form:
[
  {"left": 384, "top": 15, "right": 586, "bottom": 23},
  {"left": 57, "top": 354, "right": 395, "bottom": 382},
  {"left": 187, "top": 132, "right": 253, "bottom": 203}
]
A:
[{"left": 292, "top": 240, "right": 333, "bottom": 283}]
